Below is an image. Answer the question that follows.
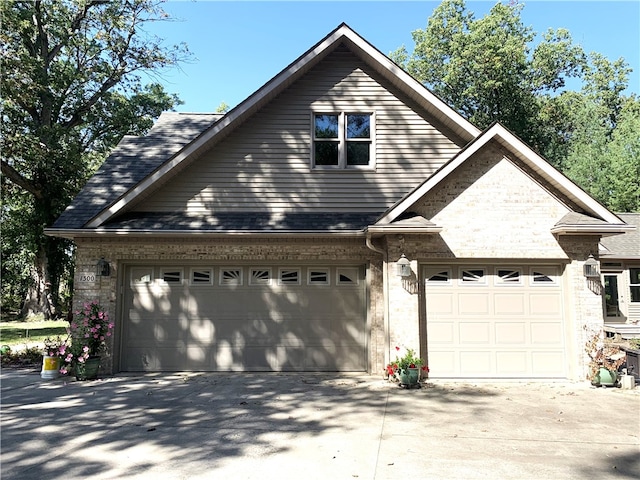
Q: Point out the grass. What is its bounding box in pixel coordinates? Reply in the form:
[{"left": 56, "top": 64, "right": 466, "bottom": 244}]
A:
[
  {"left": 0, "top": 319, "right": 69, "bottom": 367},
  {"left": 0, "top": 320, "right": 69, "bottom": 347}
]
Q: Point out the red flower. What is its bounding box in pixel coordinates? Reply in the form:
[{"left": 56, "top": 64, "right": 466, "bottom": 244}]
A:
[
  {"left": 409, "top": 363, "right": 416, "bottom": 368},
  {"left": 395, "top": 346, "right": 400, "bottom": 351},
  {"left": 421, "top": 366, "right": 429, "bottom": 372}
]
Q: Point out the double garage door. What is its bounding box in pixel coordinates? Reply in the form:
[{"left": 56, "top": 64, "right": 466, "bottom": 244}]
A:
[
  {"left": 424, "top": 264, "right": 566, "bottom": 378},
  {"left": 121, "top": 264, "right": 367, "bottom": 372}
]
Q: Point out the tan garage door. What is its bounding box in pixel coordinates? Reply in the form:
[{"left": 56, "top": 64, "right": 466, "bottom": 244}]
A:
[
  {"left": 121, "top": 265, "right": 367, "bottom": 372},
  {"left": 423, "top": 265, "right": 566, "bottom": 378}
]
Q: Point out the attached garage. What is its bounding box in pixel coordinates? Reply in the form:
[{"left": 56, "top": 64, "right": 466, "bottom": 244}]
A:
[
  {"left": 423, "top": 264, "right": 567, "bottom": 378},
  {"left": 120, "top": 264, "right": 367, "bottom": 372}
]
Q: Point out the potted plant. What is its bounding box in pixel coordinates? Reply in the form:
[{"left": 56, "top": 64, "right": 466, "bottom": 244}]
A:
[
  {"left": 41, "top": 336, "right": 67, "bottom": 380},
  {"left": 584, "top": 328, "right": 626, "bottom": 387},
  {"left": 61, "top": 301, "right": 114, "bottom": 380},
  {"left": 386, "top": 346, "right": 429, "bottom": 388}
]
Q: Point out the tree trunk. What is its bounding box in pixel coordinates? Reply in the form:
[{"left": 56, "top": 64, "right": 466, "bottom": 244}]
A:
[{"left": 21, "top": 245, "right": 55, "bottom": 319}]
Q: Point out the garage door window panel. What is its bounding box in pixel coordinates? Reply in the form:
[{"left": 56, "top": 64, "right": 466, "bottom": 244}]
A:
[
  {"left": 221, "top": 268, "right": 243, "bottom": 286},
  {"left": 460, "top": 268, "right": 486, "bottom": 285},
  {"left": 279, "top": 268, "right": 300, "bottom": 285},
  {"left": 161, "top": 268, "right": 183, "bottom": 284},
  {"left": 496, "top": 268, "right": 522, "bottom": 286},
  {"left": 337, "top": 267, "right": 359, "bottom": 285},
  {"left": 131, "top": 267, "right": 153, "bottom": 285},
  {"left": 250, "top": 268, "right": 272, "bottom": 286},
  {"left": 531, "top": 268, "right": 558, "bottom": 286},
  {"left": 426, "top": 269, "right": 451, "bottom": 284},
  {"left": 308, "top": 268, "right": 330, "bottom": 285},
  {"left": 191, "top": 268, "right": 213, "bottom": 285}
]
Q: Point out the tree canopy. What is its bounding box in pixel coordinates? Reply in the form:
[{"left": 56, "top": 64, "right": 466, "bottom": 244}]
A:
[
  {"left": 1, "top": 0, "right": 189, "bottom": 317},
  {"left": 392, "top": 0, "right": 639, "bottom": 212}
]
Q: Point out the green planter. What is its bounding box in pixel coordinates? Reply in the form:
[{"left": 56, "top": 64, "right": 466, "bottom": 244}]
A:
[
  {"left": 397, "top": 368, "right": 420, "bottom": 388},
  {"left": 74, "top": 356, "right": 101, "bottom": 381},
  {"left": 591, "top": 367, "right": 618, "bottom": 387}
]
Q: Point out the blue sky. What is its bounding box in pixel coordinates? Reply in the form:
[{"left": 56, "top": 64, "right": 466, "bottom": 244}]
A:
[{"left": 145, "top": 1, "right": 640, "bottom": 113}]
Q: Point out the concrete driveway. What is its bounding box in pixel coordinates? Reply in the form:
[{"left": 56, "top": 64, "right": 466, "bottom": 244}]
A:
[{"left": 1, "top": 369, "right": 638, "bottom": 480}]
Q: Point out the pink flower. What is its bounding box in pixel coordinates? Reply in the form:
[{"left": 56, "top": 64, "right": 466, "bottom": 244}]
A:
[{"left": 83, "top": 346, "right": 89, "bottom": 352}]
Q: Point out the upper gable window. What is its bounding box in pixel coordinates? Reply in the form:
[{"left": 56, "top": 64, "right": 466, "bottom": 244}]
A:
[{"left": 312, "top": 112, "right": 374, "bottom": 168}]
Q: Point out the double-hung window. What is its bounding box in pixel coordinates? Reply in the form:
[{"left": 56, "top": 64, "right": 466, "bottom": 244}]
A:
[{"left": 313, "top": 112, "right": 373, "bottom": 168}]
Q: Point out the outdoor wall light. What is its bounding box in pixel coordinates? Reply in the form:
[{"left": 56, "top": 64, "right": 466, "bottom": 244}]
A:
[
  {"left": 97, "top": 257, "right": 111, "bottom": 277},
  {"left": 397, "top": 254, "right": 411, "bottom": 277},
  {"left": 583, "top": 254, "right": 599, "bottom": 279}
]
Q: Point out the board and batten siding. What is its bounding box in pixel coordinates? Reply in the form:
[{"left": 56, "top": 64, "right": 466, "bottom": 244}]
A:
[{"left": 134, "top": 46, "right": 463, "bottom": 214}]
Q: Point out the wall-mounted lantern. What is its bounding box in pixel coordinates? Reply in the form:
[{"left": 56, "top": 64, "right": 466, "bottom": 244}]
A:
[
  {"left": 396, "top": 254, "right": 411, "bottom": 277},
  {"left": 97, "top": 257, "right": 111, "bottom": 277},
  {"left": 583, "top": 254, "right": 599, "bottom": 279}
]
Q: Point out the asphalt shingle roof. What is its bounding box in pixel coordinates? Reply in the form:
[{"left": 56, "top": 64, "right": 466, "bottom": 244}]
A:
[
  {"left": 600, "top": 213, "right": 640, "bottom": 257},
  {"left": 52, "top": 113, "right": 221, "bottom": 229}
]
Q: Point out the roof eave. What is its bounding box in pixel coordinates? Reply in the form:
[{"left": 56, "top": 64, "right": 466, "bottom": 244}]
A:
[
  {"left": 550, "top": 225, "right": 634, "bottom": 236},
  {"left": 45, "top": 228, "right": 367, "bottom": 239},
  {"left": 365, "top": 225, "right": 443, "bottom": 236}
]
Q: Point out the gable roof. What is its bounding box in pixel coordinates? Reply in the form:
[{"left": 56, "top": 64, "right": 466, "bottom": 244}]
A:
[
  {"left": 374, "top": 123, "right": 632, "bottom": 236},
  {"left": 48, "top": 23, "right": 479, "bottom": 236}
]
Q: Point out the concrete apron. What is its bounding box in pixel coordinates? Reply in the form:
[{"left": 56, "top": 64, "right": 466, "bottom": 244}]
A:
[{"left": 1, "top": 369, "right": 638, "bottom": 480}]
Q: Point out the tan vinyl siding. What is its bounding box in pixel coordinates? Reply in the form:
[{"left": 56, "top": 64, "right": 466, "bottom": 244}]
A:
[{"left": 135, "top": 46, "right": 462, "bottom": 214}]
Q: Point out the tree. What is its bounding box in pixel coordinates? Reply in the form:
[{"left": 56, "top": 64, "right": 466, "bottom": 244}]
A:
[
  {"left": 1, "top": 0, "right": 189, "bottom": 318},
  {"left": 392, "top": 0, "right": 638, "bottom": 212},
  {"left": 391, "top": 0, "right": 585, "bottom": 161}
]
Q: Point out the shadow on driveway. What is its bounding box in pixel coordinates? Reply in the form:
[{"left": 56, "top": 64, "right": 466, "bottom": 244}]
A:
[{"left": 1, "top": 370, "right": 638, "bottom": 480}]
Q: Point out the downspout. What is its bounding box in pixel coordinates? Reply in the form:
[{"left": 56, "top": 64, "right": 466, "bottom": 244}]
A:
[{"left": 366, "top": 233, "right": 389, "bottom": 374}]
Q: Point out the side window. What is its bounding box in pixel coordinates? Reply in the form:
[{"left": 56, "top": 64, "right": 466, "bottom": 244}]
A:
[
  {"left": 630, "top": 268, "right": 640, "bottom": 302},
  {"left": 312, "top": 112, "right": 373, "bottom": 168}
]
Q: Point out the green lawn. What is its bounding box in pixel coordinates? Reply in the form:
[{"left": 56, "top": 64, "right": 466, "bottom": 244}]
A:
[{"left": 0, "top": 320, "right": 69, "bottom": 347}]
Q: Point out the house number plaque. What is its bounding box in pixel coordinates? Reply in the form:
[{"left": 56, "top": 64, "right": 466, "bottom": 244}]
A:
[{"left": 77, "top": 273, "right": 97, "bottom": 284}]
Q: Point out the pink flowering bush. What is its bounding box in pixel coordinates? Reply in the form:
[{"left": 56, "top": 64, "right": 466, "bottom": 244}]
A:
[
  {"left": 43, "top": 336, "right": 67, "bottom": 358},
  {"left": 60, "top": 300, "right": 114, "bottom": 375}
]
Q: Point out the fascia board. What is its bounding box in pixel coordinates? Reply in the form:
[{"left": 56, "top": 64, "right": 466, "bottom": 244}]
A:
[
  {"left": 550, "top": 224, "right": 635, "bottom": 236},
  {"left": 45, "top": 228, "right": 366, "bottom": 239}
]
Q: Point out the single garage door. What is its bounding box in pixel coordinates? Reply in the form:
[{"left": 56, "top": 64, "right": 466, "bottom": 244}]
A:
[
  {"left": 423, "top": 265, "right": 566, "bottom": 378},
  {"left": 121, "top": 264, "right": 367, "bottom": 372}
]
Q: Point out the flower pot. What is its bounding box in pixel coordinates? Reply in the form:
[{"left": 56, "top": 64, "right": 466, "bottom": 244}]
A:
[
  {"left": 74, "top": 356, "right": 101, "bottom": 381},
  {"left": 41, "top": 355, "right": 61, "bottom": 380},
  {"left": 397, "top": 368, "right": 420, "bottom": 387},
  {"left": 591, "top": 367, "right": 618, "bottom": 387}
]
